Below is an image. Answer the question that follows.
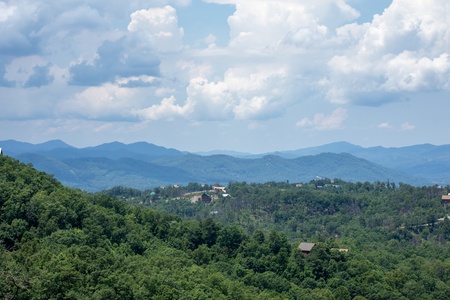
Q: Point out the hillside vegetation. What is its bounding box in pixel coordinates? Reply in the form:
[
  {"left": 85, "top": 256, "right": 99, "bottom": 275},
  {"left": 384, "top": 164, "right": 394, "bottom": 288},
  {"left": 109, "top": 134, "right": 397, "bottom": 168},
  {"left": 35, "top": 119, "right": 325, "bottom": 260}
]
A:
[
  {"left": 2, "top": 155, "right": 450, "bottom": 299},
  {"left": 109, "top": 179, "right": 449, "bottom": 240}
]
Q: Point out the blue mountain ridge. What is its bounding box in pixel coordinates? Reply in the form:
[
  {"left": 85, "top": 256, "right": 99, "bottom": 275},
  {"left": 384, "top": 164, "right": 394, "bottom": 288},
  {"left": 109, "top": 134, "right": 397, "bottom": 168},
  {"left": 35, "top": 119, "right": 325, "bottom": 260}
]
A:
[{"left": 1, "top": 140, "right": 448, "bottom": 191}]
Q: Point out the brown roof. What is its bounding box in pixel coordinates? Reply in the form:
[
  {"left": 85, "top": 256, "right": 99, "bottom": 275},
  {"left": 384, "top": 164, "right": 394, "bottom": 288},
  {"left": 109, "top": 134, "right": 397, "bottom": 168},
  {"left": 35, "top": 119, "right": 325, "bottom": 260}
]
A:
[{"left": 442, "top": 195, "right": 450, "bottom": 200}]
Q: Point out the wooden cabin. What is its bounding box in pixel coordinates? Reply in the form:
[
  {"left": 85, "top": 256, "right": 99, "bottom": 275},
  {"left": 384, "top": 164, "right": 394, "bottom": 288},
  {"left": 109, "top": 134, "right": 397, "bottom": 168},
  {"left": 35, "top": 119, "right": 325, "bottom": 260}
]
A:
[
  {"left": 201, "top": 193, "right": 212, "bottom": 203},
  {"left": 298, "top": 242, "right": 315, "bottom": 256},
  {"left": 442, "top": 195, "right": 450, "bottom": 206}
]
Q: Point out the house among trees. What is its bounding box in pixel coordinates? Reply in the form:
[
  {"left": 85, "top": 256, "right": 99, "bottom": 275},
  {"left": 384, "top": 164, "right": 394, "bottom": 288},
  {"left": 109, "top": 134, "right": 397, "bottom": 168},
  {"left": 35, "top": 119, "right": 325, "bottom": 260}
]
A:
[
  {"left": 201, "top": 193, "right": 212, "bottom": 203},
  {"left": 298, "top": 242, "right": 315, "bottom": 256},
  {"left": 212, "top": 186, "right": 226, "bottom": 192},
  {"left": 332, "top": 248, "right": 349, "bottom": 253},
  {"left": 441, "top": 194, "right": 450, "bottom": 206},
  {"left": 0, "top": 148, "right": 2, "bottom": 155}
]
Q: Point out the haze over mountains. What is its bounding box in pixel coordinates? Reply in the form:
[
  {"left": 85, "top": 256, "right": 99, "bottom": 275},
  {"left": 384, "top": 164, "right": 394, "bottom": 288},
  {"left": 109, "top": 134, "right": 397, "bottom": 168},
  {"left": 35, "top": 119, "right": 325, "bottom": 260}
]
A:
[{"left": 1, "top": 140, "right": 449, "bottom": 191}]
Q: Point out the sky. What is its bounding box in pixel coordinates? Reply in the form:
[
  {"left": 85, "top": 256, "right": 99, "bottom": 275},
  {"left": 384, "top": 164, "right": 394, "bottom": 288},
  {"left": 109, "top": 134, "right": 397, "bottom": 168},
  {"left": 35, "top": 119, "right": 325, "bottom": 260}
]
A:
[{"left": 1, "top": 0, "right": 450, "bottom": 153}]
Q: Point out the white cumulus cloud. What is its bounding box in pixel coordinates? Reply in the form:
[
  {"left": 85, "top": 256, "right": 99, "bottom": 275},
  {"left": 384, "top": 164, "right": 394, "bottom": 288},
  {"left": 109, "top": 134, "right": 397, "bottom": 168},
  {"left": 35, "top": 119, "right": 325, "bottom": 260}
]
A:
[
  {"left": 326, "top": 0, "right": 450, "bottom": 105},
  {"left": 226, "top": 0, "right": 359, "bottom": 50},
  {"left": 400, "top": 122, "right": 416, "bottom": 131},
  {"left": 296, "top": 108, "right": 347, "bottom": 131},
  {"left": 377, "top": 122, "right": 392, "bottom": 129},
  {"left": 134, "top": 66, "right": 290, "bottom": 121},
  {"left": 58, "top": 84, "right": 145, "bottom": 120},
  {"left": 128, "top": 5, "right": 184, "bottom": 52},
  {"left": 133, "top": 95, "right": 189, "bottom": 121}
]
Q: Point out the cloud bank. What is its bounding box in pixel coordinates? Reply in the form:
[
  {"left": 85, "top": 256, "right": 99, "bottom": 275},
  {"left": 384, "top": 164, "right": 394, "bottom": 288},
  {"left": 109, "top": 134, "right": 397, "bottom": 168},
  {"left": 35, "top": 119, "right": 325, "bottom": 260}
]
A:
[{"left": 1, "top": 0, "right": 449, "bottom": 149}]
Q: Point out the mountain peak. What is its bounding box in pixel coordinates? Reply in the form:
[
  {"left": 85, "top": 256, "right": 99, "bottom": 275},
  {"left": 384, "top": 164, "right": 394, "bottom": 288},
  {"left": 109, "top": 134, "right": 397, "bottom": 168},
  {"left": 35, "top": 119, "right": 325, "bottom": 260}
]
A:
[
  {"left": 278, "top": 141, "right": 362, "bottom": 158},
  {"left": 36, "top": 139, "right": 74, "bottom": 150},
  {"left": 89, "top": 141, "right": 127, "bottom": 150}
]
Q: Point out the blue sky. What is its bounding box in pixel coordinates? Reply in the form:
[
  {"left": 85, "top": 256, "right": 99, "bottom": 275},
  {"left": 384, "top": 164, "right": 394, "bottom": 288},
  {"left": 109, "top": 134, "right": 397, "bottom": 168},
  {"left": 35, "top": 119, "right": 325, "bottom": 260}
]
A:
[{"left": 1, "top": 0, "right": 449, "bottom": 153}]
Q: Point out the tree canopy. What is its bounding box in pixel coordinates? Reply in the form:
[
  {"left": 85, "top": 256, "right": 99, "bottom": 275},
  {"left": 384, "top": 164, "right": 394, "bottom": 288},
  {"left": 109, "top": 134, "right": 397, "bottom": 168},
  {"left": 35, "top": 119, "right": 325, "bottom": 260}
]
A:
[{"left": 2, "top": 155, "right": 450, "bottom": 299}]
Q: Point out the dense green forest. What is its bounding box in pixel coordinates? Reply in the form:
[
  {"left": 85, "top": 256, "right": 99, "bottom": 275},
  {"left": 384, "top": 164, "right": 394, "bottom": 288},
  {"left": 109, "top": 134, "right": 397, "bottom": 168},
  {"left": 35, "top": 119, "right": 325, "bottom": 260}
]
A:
[{"left": 2, "top": 155, "right": 450, "bottom": 299}]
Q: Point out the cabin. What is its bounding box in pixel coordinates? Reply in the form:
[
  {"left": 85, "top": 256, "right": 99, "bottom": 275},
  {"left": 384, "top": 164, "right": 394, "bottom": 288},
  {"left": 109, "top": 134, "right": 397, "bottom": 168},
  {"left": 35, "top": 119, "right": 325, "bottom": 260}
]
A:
[
  {"left": 442, "top": 194, "right": 450, "bottom": 206},
  {"left": 331, "top": 248, "right": 349, "bottom": 253},
  {"left": 212, "top": 186, "right": 226, "bottom": 192},
  {"left": 201, "top": 193, "right": 212, "bottom": 203},
  {"left": 298, "top": 242, "right": 315, "bottom": 256}
]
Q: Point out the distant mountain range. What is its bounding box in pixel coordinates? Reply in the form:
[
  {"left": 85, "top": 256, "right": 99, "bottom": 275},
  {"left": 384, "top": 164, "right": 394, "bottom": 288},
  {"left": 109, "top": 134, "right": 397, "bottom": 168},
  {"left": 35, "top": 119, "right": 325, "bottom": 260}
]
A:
[
  {"left": 273, "top": 141, "right": 450, "bottom": 185},
  {"left": 0, "top": 139, "right": 448, "bottom": 191}
]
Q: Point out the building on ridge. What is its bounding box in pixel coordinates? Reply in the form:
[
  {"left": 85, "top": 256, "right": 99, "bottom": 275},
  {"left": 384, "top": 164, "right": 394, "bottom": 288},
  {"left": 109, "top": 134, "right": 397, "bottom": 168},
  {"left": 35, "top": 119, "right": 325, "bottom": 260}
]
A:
[{"left": 201, "top": 193, "right": 212, "bottom": 203}]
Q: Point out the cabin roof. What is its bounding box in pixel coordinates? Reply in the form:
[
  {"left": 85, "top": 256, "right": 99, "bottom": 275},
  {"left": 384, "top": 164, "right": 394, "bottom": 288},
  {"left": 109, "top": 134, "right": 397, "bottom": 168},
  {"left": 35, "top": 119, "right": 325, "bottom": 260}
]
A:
[{"left": 298, "top": 242, "right": 315, "bottom": 252}]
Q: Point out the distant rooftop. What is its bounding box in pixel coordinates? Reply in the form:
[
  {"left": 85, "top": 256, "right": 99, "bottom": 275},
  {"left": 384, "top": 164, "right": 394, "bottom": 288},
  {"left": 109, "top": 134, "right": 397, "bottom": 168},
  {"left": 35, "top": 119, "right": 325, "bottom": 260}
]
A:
[{"left": 298, "top": 242, "right": 315, "bottom": 252}]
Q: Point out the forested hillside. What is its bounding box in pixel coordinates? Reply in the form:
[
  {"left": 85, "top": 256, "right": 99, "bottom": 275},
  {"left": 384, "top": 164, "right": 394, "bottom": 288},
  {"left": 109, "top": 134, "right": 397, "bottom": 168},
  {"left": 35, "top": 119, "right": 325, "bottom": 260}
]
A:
[
  {"left": 121, "top": 179, "right": 449, "bottom": 240},
  {"left": 2, "top": 155, "right": 450, "bottom": 299}
]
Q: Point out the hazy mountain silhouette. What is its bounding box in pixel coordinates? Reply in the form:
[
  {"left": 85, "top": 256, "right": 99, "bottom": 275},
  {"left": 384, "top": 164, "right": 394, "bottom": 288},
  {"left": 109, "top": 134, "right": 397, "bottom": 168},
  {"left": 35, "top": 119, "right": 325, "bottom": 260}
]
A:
[{"left": 1, "top": 139, "right": 447, "bottom": 191}]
